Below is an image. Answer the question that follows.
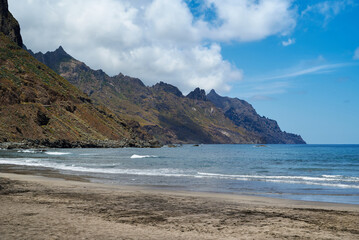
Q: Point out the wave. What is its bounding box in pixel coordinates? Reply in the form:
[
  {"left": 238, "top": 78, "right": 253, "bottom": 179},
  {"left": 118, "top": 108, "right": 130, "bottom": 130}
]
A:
[
  {"left": 265, "top": 180, "right": 359, "bottom": 189},
  {"left": 130, "top": 154, "right": 158, "bottom": 159},
  {"left": 0, "top": 158, "right": 190, "bottom": 177},
  {"left": 196, "top": 172, "right": 359, "bottom": 182},
  {"left": 17, "top": 149, "right": 48, "bottom": 154},
  {"left": 45, "top": 152, "right": 71, "bottom": 156},
  {"left": 1, "top": 158, "right": 358, "bottom": 189}
]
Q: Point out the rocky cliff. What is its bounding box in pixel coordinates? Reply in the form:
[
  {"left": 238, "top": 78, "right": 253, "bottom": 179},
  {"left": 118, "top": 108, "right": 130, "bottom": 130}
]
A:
[
  {"left": 0, "top": 0, "right": 22, "bottom": 47},
  {"left": 207, "top": 90, "right": 305, "bottom": 144}
]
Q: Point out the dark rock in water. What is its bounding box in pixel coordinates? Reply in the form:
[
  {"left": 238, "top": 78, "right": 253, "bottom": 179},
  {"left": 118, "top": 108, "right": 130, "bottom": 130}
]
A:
[
  {"left": 0, "top": 0, "right": 22, "bottom": 47},
  {"left": 187, "top": 88, "right": 207, "bottom": 101}
]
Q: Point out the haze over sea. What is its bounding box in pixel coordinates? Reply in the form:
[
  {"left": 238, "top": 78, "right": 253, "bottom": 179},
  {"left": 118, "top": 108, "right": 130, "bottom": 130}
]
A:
[{"left": 1, "top": 144, "right": 358, "bottom": 204}]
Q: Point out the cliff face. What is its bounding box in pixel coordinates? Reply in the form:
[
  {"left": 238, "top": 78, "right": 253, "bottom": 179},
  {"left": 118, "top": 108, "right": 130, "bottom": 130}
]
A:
[
  {"left": 207, "top": 90, "right": 305, "bottom": 144},
  {"left": 0, "top": 0, "right": 22, "bottom": 47}
]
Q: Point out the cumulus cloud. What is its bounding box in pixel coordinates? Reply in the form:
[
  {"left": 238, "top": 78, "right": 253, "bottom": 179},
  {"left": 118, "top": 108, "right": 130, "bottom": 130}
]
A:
[
  {"left": 282, "top": 38, "right": 295, "bottom": 46},
  {"left": 202, "top": 0, "right": 296, "bottom": 41},
  {"left": 354, "top": 47, "right": 359, "bottom": 60},
  {"left": 9, "top": 0, "right": 296, "bottom": 92}
]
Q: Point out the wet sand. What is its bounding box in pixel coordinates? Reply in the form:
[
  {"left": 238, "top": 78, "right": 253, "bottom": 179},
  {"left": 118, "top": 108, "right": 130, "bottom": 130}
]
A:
[{"left": 0, "top": 172, "right": 358, "bottom": 240}]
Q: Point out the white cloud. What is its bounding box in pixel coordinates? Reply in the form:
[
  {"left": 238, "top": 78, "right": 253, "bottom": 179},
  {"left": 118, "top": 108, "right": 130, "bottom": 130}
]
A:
[
  {"left": 263, "top": 63, "right": 352, "bottom": 81},
  {"left": 354, "top": 47, "right": 359, "bottom": 60},
  {"left": 203, "top": 0, "right": 296, "bottom": 41},
  {"left": 237, "top": 59, "right": 354, "bottom": 99},
  {"left": 8, "top": 0, "right": 296, "bottom": 92},
  {"left": 282, "top": 38, "right": 295, "bottom": 46},
  {"left": 301, "top": 0, "right": 354, "bottom": 26}
]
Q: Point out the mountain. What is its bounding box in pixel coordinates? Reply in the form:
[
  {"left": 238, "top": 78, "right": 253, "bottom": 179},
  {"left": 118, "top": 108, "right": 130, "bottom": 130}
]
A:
[
  {"left": 207, "top": 90, "right": 305, "bottom": 144},
  {"left": 31, "top": 47, "right": 305, "bottom": 144},
  {"left": 0, "top": 0, "right": 158, "bottom": 148},
  {"left": 31, "top": 47, "right": 263, "bottom": 144}
]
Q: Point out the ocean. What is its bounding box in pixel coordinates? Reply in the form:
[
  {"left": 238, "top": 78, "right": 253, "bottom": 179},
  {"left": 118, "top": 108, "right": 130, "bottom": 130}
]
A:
[{"left": 0, "top": 144, "right": 358, "bottom": 204}]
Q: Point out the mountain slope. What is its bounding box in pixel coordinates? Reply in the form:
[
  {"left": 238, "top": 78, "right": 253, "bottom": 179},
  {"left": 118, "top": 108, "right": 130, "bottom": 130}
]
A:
[
  {"left": 31, "top": 47, "right": 262, "bottom": 144},
  {"left": 0, "top": 1, "right": 157, "bottom": 147},
  {"left": 207, "top": 90, "right": 305, "bottom": 144}
]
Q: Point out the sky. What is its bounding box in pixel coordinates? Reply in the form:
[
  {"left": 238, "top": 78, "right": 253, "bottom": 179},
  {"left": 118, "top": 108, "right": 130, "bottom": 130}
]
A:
[{"left": 8, "top": 0, "right": 359, "bottom": 144}]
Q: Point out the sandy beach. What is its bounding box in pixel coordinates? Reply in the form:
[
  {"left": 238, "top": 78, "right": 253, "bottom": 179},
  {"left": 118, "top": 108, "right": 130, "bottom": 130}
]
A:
[{"left": 0, "top": 172, "right": 358, "bottom": 240}]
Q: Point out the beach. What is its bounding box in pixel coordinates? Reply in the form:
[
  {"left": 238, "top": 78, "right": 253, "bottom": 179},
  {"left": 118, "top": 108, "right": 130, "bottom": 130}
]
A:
[{"left": 1, "top": 172, "right": 358, "bottom": 240}]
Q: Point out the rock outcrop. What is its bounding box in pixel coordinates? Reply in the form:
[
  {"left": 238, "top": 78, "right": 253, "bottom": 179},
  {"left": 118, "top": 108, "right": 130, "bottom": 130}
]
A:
[
  {"left": 187, "top": 88, "right": 207, "bottom": 101},
  {"left": 152, "top": 82, "right": 183, "bottom": 97},
  {"left": 0, "top": 0, "right": 22, "bottom": 47}
]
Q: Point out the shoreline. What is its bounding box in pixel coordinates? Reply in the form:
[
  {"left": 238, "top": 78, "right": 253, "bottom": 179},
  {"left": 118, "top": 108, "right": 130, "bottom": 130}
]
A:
[
  {"left": 1, "top": 163, "right": 358, "bottom": 206},
  {"left": 0, "top": 139, "right": 163, "bottom": 149},
  {"left": 1, "top": 172, "right": 359, "bottom": 210},
  {"left": 1, "top": 172, "right": 359, "bottom": 239}
]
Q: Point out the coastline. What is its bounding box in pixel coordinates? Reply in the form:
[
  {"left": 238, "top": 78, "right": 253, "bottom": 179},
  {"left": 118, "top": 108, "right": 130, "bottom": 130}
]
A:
[
  {"left": 1, "top": 172, "right": 358, "bottom": 239},
  {"left": 0, "top": 139, "right": 162, "bottom": 149}
]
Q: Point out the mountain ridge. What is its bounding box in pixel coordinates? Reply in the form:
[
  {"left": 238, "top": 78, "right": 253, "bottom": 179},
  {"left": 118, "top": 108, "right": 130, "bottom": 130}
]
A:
[{"left": 31, "top": 47, "right": 305, "bottom": 144}]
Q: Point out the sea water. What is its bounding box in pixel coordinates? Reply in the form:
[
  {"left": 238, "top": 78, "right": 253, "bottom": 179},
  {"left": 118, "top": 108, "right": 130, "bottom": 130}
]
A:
[{"left": 0, "top": 144, "right": 358, "bottom": 204}]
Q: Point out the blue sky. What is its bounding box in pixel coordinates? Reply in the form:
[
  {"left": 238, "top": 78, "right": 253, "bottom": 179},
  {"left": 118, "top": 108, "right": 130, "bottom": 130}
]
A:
[
  {"left": 9, "top": 0, "right": 359, "bottom": 143},
  {"left": 219, "top": 1, "right": 359, "bottom": 144}
]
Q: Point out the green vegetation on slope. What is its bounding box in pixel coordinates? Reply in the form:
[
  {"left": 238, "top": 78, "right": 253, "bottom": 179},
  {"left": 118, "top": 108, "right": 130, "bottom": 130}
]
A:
[{"left": 0, "top": 33, "right": 155, "bottom": 146}]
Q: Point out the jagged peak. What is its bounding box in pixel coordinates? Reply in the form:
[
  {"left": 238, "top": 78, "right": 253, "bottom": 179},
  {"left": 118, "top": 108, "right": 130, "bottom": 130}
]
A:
[
  {"left": 187, "top": 88, "right": 207, "bottom": 101},
  {"left": 55, "top": 45, "right": 66, "bottom": 53},
  {"left": 43, "top": 45, "right": 71, "bottom": 57},
  {"left": 207, "top": 89, "right": 221, "bottom": 98},
  {"left": 153, "top": 81, "right": 183, "bottom": 97},
  {"left": 114, "top": 73, "right": 146, "bottom": 87}
]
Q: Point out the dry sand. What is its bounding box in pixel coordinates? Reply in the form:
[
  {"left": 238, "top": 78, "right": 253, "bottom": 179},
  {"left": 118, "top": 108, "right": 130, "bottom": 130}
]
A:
[{"left": 0, "top": 172, "right": 358, "bottom": 240}]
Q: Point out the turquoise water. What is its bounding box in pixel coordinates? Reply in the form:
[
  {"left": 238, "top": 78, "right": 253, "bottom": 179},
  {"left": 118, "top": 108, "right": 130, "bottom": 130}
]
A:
[{"left": 1, "top": 144, "right": 358, "bottom": 204}]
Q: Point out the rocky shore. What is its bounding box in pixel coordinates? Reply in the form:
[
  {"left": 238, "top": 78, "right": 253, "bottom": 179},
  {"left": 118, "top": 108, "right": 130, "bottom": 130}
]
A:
[{"left": 0, "top": 139, "right": 162, "bottom": 149}]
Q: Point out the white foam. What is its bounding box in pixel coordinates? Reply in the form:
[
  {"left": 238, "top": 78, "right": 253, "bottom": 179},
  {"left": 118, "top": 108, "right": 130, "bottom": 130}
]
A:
[
  {"left": 266, "top": 179, "right": 359, "bottom": 189},
  {"left": 197, "top": 172, "right": 359, "bottom": 184},
  {"left": 0, "top": 158, "right": 190, "bottom": 177},
  {"left": 18, "top": 150, "right": 32, "bottom": 153},
  {"left": 130, "top": 154, "right": 157, "bottom": 159},
  {"left": 0, "top": 158, "right": 45, "bottom": 167},
  {"left": 45, "top": 152, "right": 71, "bottom": 156}
]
